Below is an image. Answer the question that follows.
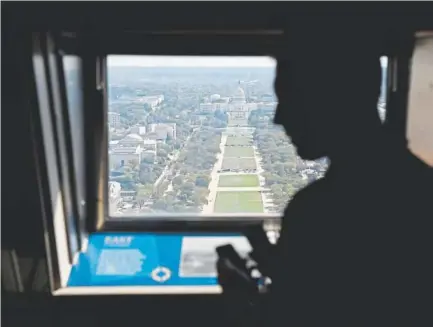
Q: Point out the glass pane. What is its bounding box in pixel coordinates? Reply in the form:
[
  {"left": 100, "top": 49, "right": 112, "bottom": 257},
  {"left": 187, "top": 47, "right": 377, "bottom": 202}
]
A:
[
  {"left": 62, "top": 55, "right": 86, "bottom": 254},
  {"left": 378, "top": 56, "right": 388, "bottom": 122},
  {"left": 63, "top": 56, "right": 86, "bottom": 216},
  {"left": 406, "top": 32, "right": 433, "bottom": 166},
  {"left": 106, "top": 55, "right": 330, "bottom": 218}
]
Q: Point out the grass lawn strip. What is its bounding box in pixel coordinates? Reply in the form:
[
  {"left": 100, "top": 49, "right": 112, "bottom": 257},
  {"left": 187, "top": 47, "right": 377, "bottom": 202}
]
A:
[
  {"left": 221, "top": 158, "right": 257, "bottom": 170},
  {"left": 224, "top": 146, "right": 255, "bottom": 158},
  {"left": 226, "top": 136, "right": 253, "bottom": 146},
  {"left": 218, "top": 174, "right": 260, "bottom": 187},
  {"left": 214, "top": 191, "right": 263, "bottom": 213}
]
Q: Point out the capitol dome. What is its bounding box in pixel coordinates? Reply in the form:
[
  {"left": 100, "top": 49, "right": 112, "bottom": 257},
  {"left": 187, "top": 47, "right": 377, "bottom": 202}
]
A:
[
  {"left": 210, "top": 94, "right": 221, "bottom": 102},
  {"left": 231, "top": 85, "right": 246, "bottom": 104},
  {"left": 235, "top": 86, "right": 246, "bottom": 99}
]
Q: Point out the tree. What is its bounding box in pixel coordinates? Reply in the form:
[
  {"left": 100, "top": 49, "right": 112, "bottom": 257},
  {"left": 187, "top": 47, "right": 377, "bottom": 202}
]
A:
[
  {"left": 141, "top": 153, "right": 155, "bottom": 164},
  {"left": 139, "top": 170, "right": 156, "bottom": 184},
  {"left": 191, "top": 192, "right": 207, "bottom": 206},
  {"left": 173, "top": 175, "right": 183, "bottom": 186},
  {"left": 181, "top": 182, "right": 195, "bottom": 191},
  {"left": 195, "top": 175, "right": 210, "bottom": 188},
  {"left": 166, "top": 191, "right": 177, "bottom": 198},
  {"left": 157, "top": 149, "right": 168, "bottom": 158},
  {"left": 143, "top": 103, "right": 152, "bottom": 112},
  {"left": 179, "top": 167, "right": 191, "bottom": 175},
  {"left": 173, "top": 162, "right": 182, "bottom": 171},
  {"left": 127, "top": 159, "right": 139, "bottom": 171},
  {"left": 263, "top": 173, "right": 281, "bottom": 186},
  {"left": 214, "top": 109, "right": 228, "bottom": 122},
  {"left": 173, "top": 141, "right": 182, "bottom": 150},
  {"left": 270, "top": 184, "right": 284, "bottom": 199},
  {"left": 180, "top": 182, "right": 195, "bottom": 197},
  {"left": 136, "top": 197, "right": 148, "bottom": 210},
  {"left": 166, "top": 133, "right": 173, "bottom": 143},
  {"left": 153, "top": 199, "right": 167, "bottom": 211}
]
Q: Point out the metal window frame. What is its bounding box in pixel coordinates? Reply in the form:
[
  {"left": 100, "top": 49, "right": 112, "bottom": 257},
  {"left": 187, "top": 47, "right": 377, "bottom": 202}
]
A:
[
  {"left": 37, "top": 27, "right": 421, "bottom": 295},
  {"left": 69, "top": 30, "right": 286, "bottom": 234},
  {"left": 31, "top": 32, "right": 78, "bottom": 290},
  {"left": 383, "top": 31, "right": 416, "bottom": 145}
]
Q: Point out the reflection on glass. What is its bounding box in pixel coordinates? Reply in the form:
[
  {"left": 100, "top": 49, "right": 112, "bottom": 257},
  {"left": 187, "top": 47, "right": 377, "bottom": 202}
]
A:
[
  {"left": 106, "top": 55, "right": 331, "bottom": 217},
  {"left": 63, "top": 55, "right": 86, "bottom": 223},
  {"left": 378, "top": 56, "right": 388, "bottom": 122}
]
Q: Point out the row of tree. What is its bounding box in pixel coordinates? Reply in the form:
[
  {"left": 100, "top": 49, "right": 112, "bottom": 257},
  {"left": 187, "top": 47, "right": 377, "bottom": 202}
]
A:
[
  {"left": 254, "top": 123, "right": 308, "bottom": 213},
  {"left": 152, "top": 124, "right": 222, "bottom": 212}
]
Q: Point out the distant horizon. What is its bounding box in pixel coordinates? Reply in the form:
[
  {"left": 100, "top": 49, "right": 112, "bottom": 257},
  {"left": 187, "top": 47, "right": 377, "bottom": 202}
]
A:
[
  {"left": 108, "top": 55, "right": 388, "bottom": 68},
  {"left": 108, "top": 55, "right": 277, "bottom": 68},
  {"left": 109, "top": 65, "right": 274, "bottom": 69},
  {"left": 64, "top": 55, "right": 388, "bottom": 71}
]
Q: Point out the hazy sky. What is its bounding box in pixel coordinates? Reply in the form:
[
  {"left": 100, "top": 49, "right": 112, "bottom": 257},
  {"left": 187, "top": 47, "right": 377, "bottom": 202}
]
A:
[
  {"left": 108, "top": 55, "right": 277, "bottom": 67},
  {"left": 108, "top": 55, "right": 388, "bottom": 68}
]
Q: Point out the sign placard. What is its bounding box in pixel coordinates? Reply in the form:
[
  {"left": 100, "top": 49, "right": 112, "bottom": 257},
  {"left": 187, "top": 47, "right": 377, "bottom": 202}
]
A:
[{"left": 68, "top": 233, "right": 251, "bottom": 287}]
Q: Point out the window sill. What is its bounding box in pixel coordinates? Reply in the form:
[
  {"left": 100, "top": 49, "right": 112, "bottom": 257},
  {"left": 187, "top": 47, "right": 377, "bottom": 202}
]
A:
[{"left": 53, "top": 285, "right": 221, "bottom": 295}]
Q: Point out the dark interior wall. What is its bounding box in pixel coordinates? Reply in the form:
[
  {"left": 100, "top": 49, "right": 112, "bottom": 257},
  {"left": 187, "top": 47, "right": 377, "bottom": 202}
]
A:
[
  {"left": 2, "top": 1, "right": 428, "bottom": 256},
  {"left": 1, "top": 11, "right": 47, "bottom": 261},
  {"left": 2, "top": 2, "right": 433, "bottom": 326},
  {"left": 2, "top": 10, "right": 53, "bottom": 326}
]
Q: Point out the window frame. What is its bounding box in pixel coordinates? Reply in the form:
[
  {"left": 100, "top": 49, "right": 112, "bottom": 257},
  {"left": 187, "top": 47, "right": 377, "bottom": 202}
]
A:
[
  {"left": 383, "top": 31, "right": 416, "bottom": 145},
  {"left": 74, "top": 31, "right": 286, "bottom": 234},
  {"left": 35, "top": 27, "right": 421, "bottom": 295},
  {"left": 32, "top": 32, "right": 81, "bottom": 290},
  {"left": 58, "top": 29, "right": 417, "bottom": 235}
]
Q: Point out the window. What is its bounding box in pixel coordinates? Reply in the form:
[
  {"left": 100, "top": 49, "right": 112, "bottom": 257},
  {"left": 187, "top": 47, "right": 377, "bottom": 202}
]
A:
[
  {"left": 106, "top": 55, "right": 329, "bottom": 220},
  {"left": 34, "top": 31, "right": 395, "bottom": 295}
]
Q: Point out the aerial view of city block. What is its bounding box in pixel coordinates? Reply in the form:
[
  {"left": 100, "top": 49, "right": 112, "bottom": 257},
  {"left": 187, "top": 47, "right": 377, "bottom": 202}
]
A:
[{"left": 104, "top": 56, "right": 387, "bottom": 218}]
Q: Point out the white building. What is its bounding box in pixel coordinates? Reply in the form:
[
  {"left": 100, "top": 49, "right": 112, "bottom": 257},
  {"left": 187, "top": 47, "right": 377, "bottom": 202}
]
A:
[
  {"left": 109, "top": 140, "right": 120, "bottom": 150},
  {"left": 199, "top": 103, "right": 215, "bottom": 113},
  {"left": 118, "top": 133, "right": 144, "bottom": 147},
  {"left": 108, "top": 112, "right": 121, "bottom": 128},
  {"left": 142, "top": 139, "right": 157, "bottom": 153},
  {"left": 108, "top": 181, "right": 122, "bottom": 213},
  {"left": 197, "top": 85, "right": 279, "bottom": 126},
  {"left": 257, "top": 102, "right": 278, "bottom": 113},
  {"left": 109, "top": 146, "right": 142, "bottom": 169},
  {"left": 261, "top": 94, "right": 275, "bottom": 103},
  {"left": 130, "top": 125, "right": 147, "bottom": 135},
  {"left": 198, "top": 86, "right": 258, "bottom": 126},
  {"left": 226, "top": 86, "right": 257, "bottom": 126},
  {"left": 136, "top": 95, "right": 164, "bottom": 109},
  {"left": 120, "top": 190, "right": 136, "bottom": 202},
  {"left": 148, "top": 123, "right": 176, "bottom": 141}
]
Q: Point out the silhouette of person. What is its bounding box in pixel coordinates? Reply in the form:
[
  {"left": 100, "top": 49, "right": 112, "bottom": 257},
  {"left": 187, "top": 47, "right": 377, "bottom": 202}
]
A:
[
  {"left": 268, "top": 24, "right": 433, "bottom": 326},
  {"left": 217, "top": 21, "right": 432, "bottom": 327}
]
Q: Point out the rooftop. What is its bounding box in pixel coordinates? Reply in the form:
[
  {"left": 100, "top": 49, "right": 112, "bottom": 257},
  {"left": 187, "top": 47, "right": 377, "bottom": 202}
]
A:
[{"left": 123, "top": 133, "right": 143, "bottom": 141}]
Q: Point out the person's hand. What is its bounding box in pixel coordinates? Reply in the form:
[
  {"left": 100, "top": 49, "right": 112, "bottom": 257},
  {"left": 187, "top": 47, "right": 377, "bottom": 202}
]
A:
[
  {"left": 216, "top": 244, "right": 258, "bottom": 294},
  {"left": 216, "top": 244, "right": 271, "bottom": 327},
  {"left": 244, "top": 226, "right": 276, "bottom": 279}
]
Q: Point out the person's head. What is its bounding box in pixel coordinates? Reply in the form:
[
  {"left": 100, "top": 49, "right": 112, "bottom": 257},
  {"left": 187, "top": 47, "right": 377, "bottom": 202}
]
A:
[{"left": 274, "top": 23, "right": 384, "bottom": 161}]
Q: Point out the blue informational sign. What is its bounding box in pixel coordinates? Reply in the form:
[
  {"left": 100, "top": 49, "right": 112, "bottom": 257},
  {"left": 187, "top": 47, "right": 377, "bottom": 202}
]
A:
[{"left": 68, "top": 233, "right": 251, "bottom": 287}]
